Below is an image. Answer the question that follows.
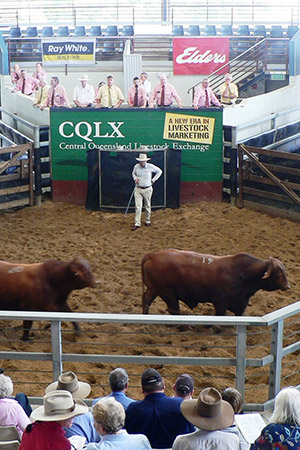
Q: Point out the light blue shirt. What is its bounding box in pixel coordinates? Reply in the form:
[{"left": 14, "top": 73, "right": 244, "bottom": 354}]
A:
[
  {"left": 92, "top": 392, "right": 135, "bottom": 411},
  {"left": 132, "top": 162, "right": 162, "bottom": 188},
  {"left": 85, "top": 429, "right": 151, "bottom": 450},
  {"left": 64, "top": 411, "right": 101, "bottom": 443}
]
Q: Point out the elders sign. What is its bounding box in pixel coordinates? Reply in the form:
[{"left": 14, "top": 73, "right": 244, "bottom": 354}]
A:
[{"left": 173, "top": 37, "right": 229, "bottom": 75}]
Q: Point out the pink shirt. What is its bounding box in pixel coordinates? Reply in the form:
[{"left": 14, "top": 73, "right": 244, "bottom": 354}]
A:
[
  {"left": 32, "top": 69, "right": 47, "bottom": 85},
  {"left": 193, "top": 85, "right": 222, "bottom": 108},
  {"left": 47, "top": 84, "right": 71, "bottom": 108},
  {"left": 16, "top": 76, "right": 39, "bottom": 95},
  {"left": 11, "top": 70, "right": 21, "bottom": 84},
  {"left": 150, "top": 82, "right": 182, "bottom": 107},
  {"left": 127, "top": 85, "right": 147, "bottom": 107},
  {"left": 0, "top": 398, "right": 30, "bottom": 436}
]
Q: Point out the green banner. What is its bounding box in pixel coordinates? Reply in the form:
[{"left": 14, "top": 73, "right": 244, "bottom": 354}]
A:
[{"left": 50, "top": 108, "right": 223, "bottom": 182}]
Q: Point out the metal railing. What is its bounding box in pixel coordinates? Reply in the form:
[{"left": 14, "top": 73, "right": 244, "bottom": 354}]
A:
[
  {"left": 188, "top": 37, "right": 289, "bottom": 101},
  {"left": 1, "top": 302, "right": 300, "bottom": 409}
]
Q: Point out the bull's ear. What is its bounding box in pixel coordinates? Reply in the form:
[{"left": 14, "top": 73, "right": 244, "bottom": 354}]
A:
[{"left": 262, "top": 261, "right": 272, "bottom": 279}]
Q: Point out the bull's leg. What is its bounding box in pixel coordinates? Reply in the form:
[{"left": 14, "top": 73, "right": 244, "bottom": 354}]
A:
[
  {"left": 142, "top": 288, "right": 157, "bottom": 314},
  {"left": 160, "top": 294, "right": 180, "bottom": 315},
  {"left": 214, "top": 302, "right": 227, "bottom": 316},
  {"left": 22, "top": 320, "right": 33, "bottom": 341},
  {"left": 60, "top": 304, "right": 80, "bottom": 334}
]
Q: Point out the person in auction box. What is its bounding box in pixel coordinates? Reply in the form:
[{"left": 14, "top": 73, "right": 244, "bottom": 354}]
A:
[{"left": 131, "top": 152, "right": 162, "bottom": 231}]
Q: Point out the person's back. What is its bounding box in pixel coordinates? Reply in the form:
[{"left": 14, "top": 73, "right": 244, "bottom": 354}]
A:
[
  {"left": 173, "top": 428, "right": 240, "bottom": 449},
  {"left": 125, "top": 369, "right": 194, "bottom": 449}
]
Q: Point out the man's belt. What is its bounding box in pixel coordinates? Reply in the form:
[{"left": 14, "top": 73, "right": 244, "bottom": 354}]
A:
[{"left": 138, "top": 185, "right": 151, "bottom": 189}]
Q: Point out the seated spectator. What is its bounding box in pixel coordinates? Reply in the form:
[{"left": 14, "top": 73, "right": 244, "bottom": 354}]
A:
[
  {"left": 20, "top": 390, "right": 88, "bottom": 450},
  {"left": 32, "top": 62, "right": 47, "bottom": 87},
  {"left": 14, "top": 69, "right": 38, "bottom": 95},
  {"left": 73, "top": 74, "right": 95, "bottom": 108},
  {"left": 222, "top": 387, "right": 250, "bottom": 450},
  {"left": 172, "top": 387, "right": 239, "bottom": 449},
  {"left": 250, "top": 386, "right": 300, "bottom": 449},
  {"left": 85, "top": 397, "right": 151, "bottom": 449},
  {"left": 33, "top": 77, "right": 50, "bottom": 109},
  {"left": 173, "top": 374, "right": 194, "bottom": 400},
  {"left": 11, "top": 64, "right": 21, "bottom": 86},
  {"left": 93, "top": 367, "right": 135, "bottom": 410},
  {"left": 41, "top": 76, "right": 71, "bottom": 109},
  {"left": 221, "top": 387, "right": 243, "bottom": 414},
  {"left": 219, "top": 73, "right": 238, "bottom": 105},
  {"left": 125, "top": 368, "right": 194, "bottom": 449},
  {"left": 0, "top": 373, "right": 31, "bottom": 436},
  {"left": 127, "top": 77, "right": 147, "bottom": 108},
  {"left": 45, "top": 371, "right": 100, "bottom": 445}
]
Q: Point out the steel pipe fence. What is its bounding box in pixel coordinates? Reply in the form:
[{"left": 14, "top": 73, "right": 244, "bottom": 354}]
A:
[{"left": 0, "top": 303, "right": 300, "bottom": 410}]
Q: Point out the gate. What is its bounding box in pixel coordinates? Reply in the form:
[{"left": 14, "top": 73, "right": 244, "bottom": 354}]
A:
[
  {"left": 238, "top": 144, "right": 300, "bottom": 218},
  {"left": 0, "top": 143, "right": 34, "bottom": 209}
]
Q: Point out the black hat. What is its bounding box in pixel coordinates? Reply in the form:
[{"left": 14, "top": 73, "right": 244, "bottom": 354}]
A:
[
  {"left": 175, "top": 374, "right": 194, "bottom": 395},
  {"left": 141, "top": 368, "right": 162, "bottom": 387}
]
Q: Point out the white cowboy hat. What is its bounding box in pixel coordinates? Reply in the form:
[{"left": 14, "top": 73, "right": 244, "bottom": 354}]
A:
[
  {"left": 31, "top": 390, "right": 88, "bottom": 422},
  {"left": 45, "top": 371, "right": 91, "bottom": 399},
  {"left": 136, "top": 153, "right": 150, "bottom": 161},
  {"left": 78, "top": 74, "right": 89, "bottom": 81},
  {"left": 180, "top": 387, "right": 234, "bottom": 431}
]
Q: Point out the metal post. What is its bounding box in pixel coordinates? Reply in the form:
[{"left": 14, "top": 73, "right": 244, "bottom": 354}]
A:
[
  {"left": 236, "top": 325, "right": 247, "bottom": 399},
  {"left": 51, "top": 321, "right": 63, "bottom": 380},
  {"left": 33, "top": 126, "right": 42, "bottom": 207},
  {"left": 269, "top": 320, "right": 283, "bottom": 399}
]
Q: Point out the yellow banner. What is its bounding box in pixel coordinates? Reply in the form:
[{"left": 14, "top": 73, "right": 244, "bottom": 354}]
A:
[
  {"left": 163, "top": 112, "right": 215, "bottom": 144},
  {"left": 43, "top": 54, "right": 94, "bottom": 62}
]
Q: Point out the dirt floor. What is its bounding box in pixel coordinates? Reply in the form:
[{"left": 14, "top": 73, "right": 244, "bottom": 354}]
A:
[{"left": 0, "top": 199, "right": 300, "bottom": 405}]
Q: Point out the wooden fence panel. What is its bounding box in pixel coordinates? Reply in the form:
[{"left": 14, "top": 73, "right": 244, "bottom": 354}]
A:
[
  {"left": 0, "top": 143, "right": 34, "bottom": 210},
  {"left": 238, "top": 144, "right": 300, "bottom": 219}
]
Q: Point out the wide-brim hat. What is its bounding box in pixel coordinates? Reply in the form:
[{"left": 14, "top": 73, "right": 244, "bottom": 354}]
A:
[
  {"left": 180, "top": 387, "right": 234, "bottom": 431},
  {"left": 31, "top": 390, "right": 88, "bottom": 422},
  {"left": 45, "top": 371, "right": 91, "bottom": 399},
  {"left": 136, "top": 153, "right": 150, "bottom": 161},
  {"left": 78, "top": 74, "right": 89, "bottom": 81}
]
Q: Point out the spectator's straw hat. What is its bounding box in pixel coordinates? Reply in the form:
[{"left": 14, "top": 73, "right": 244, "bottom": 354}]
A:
[
  {"left": 31, "top": 390, "right": 88, "bottom": 421},
  {"left": 180, "top": 387, "right": 234, "bottom": 430},
  {"left": 136, "top": 153, "right": 150, "bottom": 161},
  {"left": 45, "top": 371, "right": 91, "bottom": 399},
  {"left": 78, "top": 74, "right": 89, "bottom": 81}
]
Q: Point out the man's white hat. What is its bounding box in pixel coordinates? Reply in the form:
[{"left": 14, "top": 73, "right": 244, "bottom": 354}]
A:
[
  {"left": 31, "top": 390, "right": 88, "bottom": 422},
  {"left": 78, "top": 74, "right": 89, "bottom": 81},
  {"left": 136, "top": 153, "right": 150, "bottom": 161}
]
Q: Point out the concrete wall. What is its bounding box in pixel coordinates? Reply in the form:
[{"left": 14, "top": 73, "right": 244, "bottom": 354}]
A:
[{"left": 223, "top": 75, "right": 300, "bottom": 143}]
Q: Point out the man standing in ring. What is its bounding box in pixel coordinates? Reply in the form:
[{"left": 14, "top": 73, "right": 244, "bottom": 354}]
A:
[{"left": 131, "top": 152, "right": 162, "bottom": 231}]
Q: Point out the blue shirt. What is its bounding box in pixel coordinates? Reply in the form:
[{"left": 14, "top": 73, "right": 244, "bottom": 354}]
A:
[
  {"left": 64, "top": 411, "right": 101, "bottom": 444},
  {"left": 92, "top": 392, "right": 135, "bottom": 411},
  {"left": 85, "top": 430, "right": 151, "bottom": 450},
  {"left": 125, "top": 392, "right": 195, "bottom": 449}
]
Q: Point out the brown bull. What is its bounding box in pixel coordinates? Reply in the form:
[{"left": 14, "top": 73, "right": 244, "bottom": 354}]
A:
[
  {"left": 0, "top": 257, "right": 96, "bottom": 340},
  {"left": 142, "top": 249, "right": 290, "bottom": 316}
]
